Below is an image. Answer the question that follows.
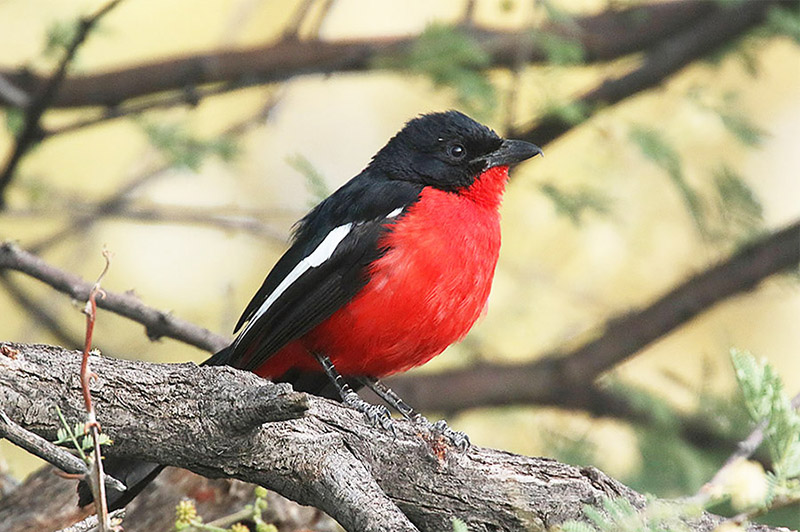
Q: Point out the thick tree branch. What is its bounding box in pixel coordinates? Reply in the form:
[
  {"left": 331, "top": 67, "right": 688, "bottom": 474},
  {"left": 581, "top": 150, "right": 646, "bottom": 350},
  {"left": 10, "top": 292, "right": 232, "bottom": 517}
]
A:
[
  {"left": 387, "top": 220, "right": 800, "bottom": 413},
  {"left": 0, "top": 1, "right": 745, "bottom": 111},
  {"left": 0, "top": 342, "right": 782, "bottom": 532}
]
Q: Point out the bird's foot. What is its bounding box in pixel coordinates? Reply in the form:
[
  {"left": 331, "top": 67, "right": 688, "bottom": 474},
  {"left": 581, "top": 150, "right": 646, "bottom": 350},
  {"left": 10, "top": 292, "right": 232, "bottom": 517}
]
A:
[
  {"left": 415, "top": 415, "right": 470, "bottom": 451},
  {"left": 342, "top": 389, "right": 396, "bottom": 434}
]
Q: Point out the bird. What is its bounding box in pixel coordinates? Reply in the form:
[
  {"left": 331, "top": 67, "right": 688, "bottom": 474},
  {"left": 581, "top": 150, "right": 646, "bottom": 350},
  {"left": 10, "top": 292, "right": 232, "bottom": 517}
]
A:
[{"left": 79, "top": 110, "right": 541, "bottom": 510}]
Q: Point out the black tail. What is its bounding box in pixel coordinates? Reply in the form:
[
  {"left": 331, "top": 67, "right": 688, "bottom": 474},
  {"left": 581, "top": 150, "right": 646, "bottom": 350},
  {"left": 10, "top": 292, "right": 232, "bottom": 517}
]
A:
[
  {"left": 77, "top": 457, "right": 164, "bottom": 510},
  {"left": 76, "top": 344, "right": 236, "bottom": 509}
]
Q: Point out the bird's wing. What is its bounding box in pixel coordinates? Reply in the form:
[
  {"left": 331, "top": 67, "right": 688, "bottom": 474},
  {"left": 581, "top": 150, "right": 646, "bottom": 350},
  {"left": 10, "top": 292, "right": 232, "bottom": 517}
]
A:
[{"left": 224, "top": 178, "right": 422, "bottom": 372}]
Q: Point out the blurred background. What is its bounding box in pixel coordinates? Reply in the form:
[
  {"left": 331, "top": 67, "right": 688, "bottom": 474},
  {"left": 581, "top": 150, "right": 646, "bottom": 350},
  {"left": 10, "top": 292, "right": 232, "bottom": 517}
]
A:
[{"left": 0, "top": 0, "right": 798, "bottom": 530}]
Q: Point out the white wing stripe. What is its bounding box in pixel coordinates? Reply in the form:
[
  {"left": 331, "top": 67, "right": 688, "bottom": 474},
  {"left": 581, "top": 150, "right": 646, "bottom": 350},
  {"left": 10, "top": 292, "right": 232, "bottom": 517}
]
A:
[
  {"left": 238, "top": 222, "right": 353, "bottom": 339},
  {"left": 386, "top": 207, "right": 404, "bottom": 219}
]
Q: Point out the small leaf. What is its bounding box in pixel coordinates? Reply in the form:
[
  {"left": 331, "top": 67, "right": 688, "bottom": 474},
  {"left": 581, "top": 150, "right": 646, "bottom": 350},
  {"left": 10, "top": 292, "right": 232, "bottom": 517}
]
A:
[
  {"left": 139, "top": 120, "right": 240, "bottom": 171},
  {"left": 629, "top": 126, "right": 707, "bottom": 236},
  {"left": 451, "top": 517, "right": 468, "bottom": 532},
  {"left": 718, "top": 111, "right": 767, "bottom": 147},
  {"left": 534, "top": 32, "right": 585, "bottom": 65},
  {"left": 286, "top": 154, "right": 330, "bottom": 204},
  {"left": 4, "top": 108, "right": 25, "bottom": 136},
  {"left": 539, "top": 183, "right": 612, "bottom": 225},
  {"left": 766, "top": 5, "right": 800, "bottom": 44},
  {"left": 44, "top": 19, "right": 78, "bottom": 58},
  {"left": 713, "top": 166, "right": 763, "bottom": 240},
  {"left": 730, "top": 349, "right": 800, "bottom": 482}
]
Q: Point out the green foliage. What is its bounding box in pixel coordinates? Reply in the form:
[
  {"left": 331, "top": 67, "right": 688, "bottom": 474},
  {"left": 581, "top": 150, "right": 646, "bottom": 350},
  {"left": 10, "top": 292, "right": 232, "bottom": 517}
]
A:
[
  {"left": 140, "top": 120, "right": 238, "bottom": 171},
  {"left": 539, "top": 183, "right": 611, "bottom": 225},
  {"left": 765, "top": 6, "right": 800, "bottom": 44},
  {"left": 717, "top": 109, "right": 767, "bottom": 148},
  {"left": 51, "top": 406, "right": 112, "bottom": 466},
  {"left": 4, "top": 108, "right": 25, "bottom": 136},
  {"left": 174, "top": 486, "right": 277, "bottom": 532},
  {"left": 535, "top": 1, "right": 585, "bottom": 65},
  {"left": 557, "top": 496, "right": 701, "bottom": 532},
  {"left": 376, "top": 24, "right": 495, "bottom": 118},
  {"left": 286, "top": 153, "right": 330, "bottom": 204},
  {"left": 731, "top": 350, "right": 800, "bottom": 482},
  {"left": 543, "top": 100, "right": 591, "bottom": 126},
  {"left": 712, "top": 166, "right": 764, "bottom": 241},
  {"left": 451, "top": 517, "right": 469, "bottom": 532},
  {"left": 544, "top": 429, "right": 596, "bottom": 469},
  {"left": 43, "top": 19, "right": 79, "bottom": 58},
  {"left": 602, "top": 379, "right": 744, "bottom": 497},
  {"left": 628, "top": 126, "right": 707, "bottom": 236},
  {"left": 630, "top": 426, "right": 719, "bottom": 497},
  {"left": 534, "top": 32, "right": 585, "bottom": 65},
  {"left": 53, "top": 420, "right": 112, "bottom": 451}
]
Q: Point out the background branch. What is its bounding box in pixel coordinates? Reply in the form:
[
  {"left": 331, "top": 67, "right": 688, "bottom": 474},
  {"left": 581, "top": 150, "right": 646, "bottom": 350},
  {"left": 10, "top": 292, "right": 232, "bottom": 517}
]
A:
[
  {"left": 387, "top": 220, "right": 800, "bottom": 413},
  {"left": 517, "top": 0, "right": 784, "bottom": 147},
  {"left": 0, "top": 1, "right": 769, "bottom": 112},
  {"left": 0, "top": 0, "right": 124, "bottom": 208},
  {"left": 5, "top": 218, "right": 796, "bottom": 417},
  {"left": 0, "top": 342, "right": 783, "bottom": 532},
  {"left": 0, "top": 242, "right": 229, "bottom": 352}
]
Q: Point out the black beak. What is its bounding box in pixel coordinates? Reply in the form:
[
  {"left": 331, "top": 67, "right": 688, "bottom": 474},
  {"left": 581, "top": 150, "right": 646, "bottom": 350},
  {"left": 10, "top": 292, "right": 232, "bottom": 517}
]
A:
[{"left": 475, "top": 139, "right": 542, "bottom": 169}]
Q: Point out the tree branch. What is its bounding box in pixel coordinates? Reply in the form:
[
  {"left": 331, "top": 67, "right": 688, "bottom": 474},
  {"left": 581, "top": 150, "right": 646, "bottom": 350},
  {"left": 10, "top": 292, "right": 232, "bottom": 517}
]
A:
[
  {"left": 516, "top": 0, "right": 790, "bottom": 147},
  {"left": 0, "top": 1, "right": 743, "bottom": 111},
  {"left": 25, "top": 91, "right": 281, "bottom": 255},
  {"left": 2, "top": 218, "right": 797, "bottom": 424},
  {"left": 0, "top": 0, "right": 124, "bottom": 208},
  {"left": 0, "top": 241, "right": 229, "bottom": 353},
  {"left": 387, "top": 220, "right": 800, "bottom": 413},
  {"left": 0, "top": 342, "right": 782, "bottom": 532}
]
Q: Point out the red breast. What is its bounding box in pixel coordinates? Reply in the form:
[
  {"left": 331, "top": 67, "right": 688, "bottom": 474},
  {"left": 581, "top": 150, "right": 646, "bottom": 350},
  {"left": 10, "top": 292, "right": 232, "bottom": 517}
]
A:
[{"left": 255, "top": 165, "right": 509, "bottom": 379}]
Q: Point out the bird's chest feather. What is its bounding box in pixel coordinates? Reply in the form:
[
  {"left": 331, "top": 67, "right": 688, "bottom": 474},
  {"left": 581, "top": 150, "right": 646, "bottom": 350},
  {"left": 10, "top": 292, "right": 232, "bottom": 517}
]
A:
[{"left": 306, "top": 184, "right": 503, "bottom": 376}]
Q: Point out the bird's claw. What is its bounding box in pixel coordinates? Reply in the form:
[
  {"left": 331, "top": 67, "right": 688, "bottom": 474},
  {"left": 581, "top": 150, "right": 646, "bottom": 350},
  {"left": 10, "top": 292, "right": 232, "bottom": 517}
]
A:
[
  {"left": 419, "top": 417, "right": 470, "bottom": 451},
  {"left": 343, "top": 391, "right": 397, "bottom": 435}
]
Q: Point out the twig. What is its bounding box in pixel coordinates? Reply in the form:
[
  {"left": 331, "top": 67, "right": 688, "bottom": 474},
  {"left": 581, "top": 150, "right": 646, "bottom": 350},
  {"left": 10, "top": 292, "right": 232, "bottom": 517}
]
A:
[
  {"left": 0, "top": 270, "right": 83, "bottom": 349},
  {"left": 696, "top": 391, "right": 800, "bottom": 500},
  {"left": 306, "top": 0, "right": 335, "bottom": 39},
  {"left": 462, "top": 0, "right": 477, "bottom": 27},
  {"left": 282, "top": 0, "right": 315, "bottom": 40},
  {"left": 56, "top": 509, "right": 125, "bottom": 532},
  {"left": 80, "top": 249, "right": 113, "bottom": 531},
  {"left": 0, "top": 407, "right": 124, "bottom": 493},
  {"left": 0, "top": 0, "right": 125, "bottom": 208},
  {"left": 0, "top": 74, "right": 29, "bottom": 108},
  {"left": 5, "top": 203, "right": 300, "bottom": 241},
  {"left": 46, "top": 80, "right": 251, "bottom": 138},
  {"left": 28, "top": 91, "right": 282, "bottom": 255}
]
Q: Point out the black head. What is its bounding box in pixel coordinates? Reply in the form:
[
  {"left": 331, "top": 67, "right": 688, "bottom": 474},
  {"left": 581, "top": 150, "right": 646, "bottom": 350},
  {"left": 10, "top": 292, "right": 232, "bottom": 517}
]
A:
[{"left": 368, "top": 111, "right": 541, "bottom": 192}]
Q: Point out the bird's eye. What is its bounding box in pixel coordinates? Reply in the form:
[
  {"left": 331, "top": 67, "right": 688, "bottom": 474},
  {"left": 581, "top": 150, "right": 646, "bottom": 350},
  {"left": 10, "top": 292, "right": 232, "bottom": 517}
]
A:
[{"left": 448, "top": 144, "right": 466, "bottom": 159}]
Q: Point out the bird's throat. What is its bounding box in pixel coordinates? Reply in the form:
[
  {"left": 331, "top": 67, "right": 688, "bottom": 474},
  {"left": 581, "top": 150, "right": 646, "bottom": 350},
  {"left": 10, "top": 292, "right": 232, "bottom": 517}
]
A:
[{"left": 460, "top": 165, "right": 509, "bottom": 210}]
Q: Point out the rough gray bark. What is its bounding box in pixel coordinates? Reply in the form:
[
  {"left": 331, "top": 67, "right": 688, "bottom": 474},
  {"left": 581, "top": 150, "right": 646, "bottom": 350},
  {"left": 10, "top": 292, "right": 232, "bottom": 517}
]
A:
[{"left": 0, "top": 342, "right": 782, "bottom": 532}]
